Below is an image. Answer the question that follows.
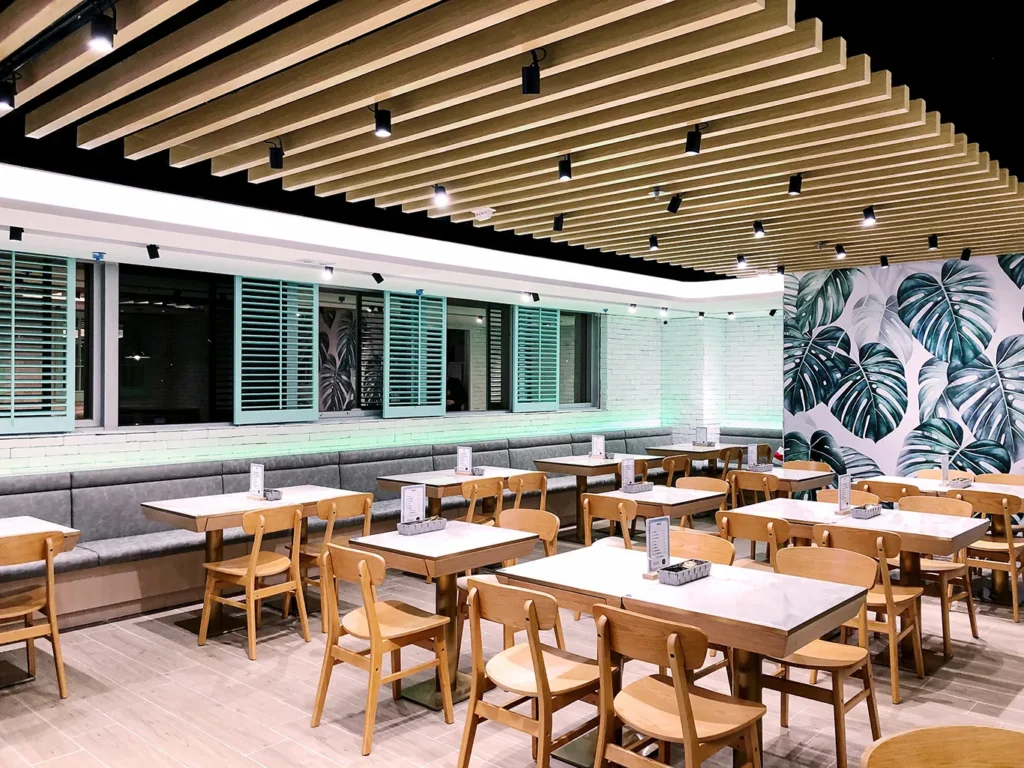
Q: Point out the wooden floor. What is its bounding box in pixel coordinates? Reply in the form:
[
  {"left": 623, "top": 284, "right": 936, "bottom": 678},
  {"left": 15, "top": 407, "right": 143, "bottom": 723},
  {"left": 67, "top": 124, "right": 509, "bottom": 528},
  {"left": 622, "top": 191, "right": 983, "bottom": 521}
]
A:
[{"left": 2, "top": 531, "right": 1023, "bottom": 768}]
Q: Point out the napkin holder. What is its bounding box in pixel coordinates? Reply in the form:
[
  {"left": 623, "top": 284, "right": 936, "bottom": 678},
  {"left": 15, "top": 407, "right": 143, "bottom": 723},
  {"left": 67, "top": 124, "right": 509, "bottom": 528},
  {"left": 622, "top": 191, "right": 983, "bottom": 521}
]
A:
[
  {"left": 262, "top": 489, "right": 282, "bottom": 501},
  {"left": 851, "top": 504, "right": 882, "bottom": 520},
  {"left": 693, "top": 440, "right": 716, "bottom": 447},
  {"left": 746, "top": 463, "right": 775, "bottom": 473},
  {"left": 947, "top": 476, "right": 973, "bottom": 489},
  {"left": 398, "top": 517, "right": 447, "bottom": 536},
  {"left": 658, "top": 559, "right": 711, "bottom": 586},
  {"left": 622, "top": 481, "right": 654, "bottom": 494}
]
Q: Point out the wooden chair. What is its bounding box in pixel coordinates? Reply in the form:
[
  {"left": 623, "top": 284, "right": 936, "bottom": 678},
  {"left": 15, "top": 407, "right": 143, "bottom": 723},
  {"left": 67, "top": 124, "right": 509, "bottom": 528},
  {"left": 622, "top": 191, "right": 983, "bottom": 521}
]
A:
[
  {"left": 861, "top": 724, "right": 1024, "bottom": 768},
  {"left": 292, "top": 494, "right": 373, "bottom": 633},
  {"left": 717, "top": 446, "right": 744, "bottom": 480},
  {"left": 458, "top": 579, "right": 599, "bottom": 768},
  {"left": 673, "top": 477, "right": 728, "bottom": 529},
  {"left": 817, "top": 488, "right": 881, "bottom": 507},
  {"left": 617, "top": 458, "right": 650, "bottom": 486},
  {"left": 463, "top": 477, "right": 505, "bottom": 525},
  {"left": 949, "top": 488, "right": 1024, "bottom": 623},
  {"left": 856, "top": 480, "right": 921, "bottom": 504},
  {"left": 582, "top": 493, "right": 637, "bottom": 548},
  {"left": 783, "top": 460, "right": 831, "bottom": 472},
  {"left": 509, "top": 472, "right": 548, "bottom": 510},
  {"left": 312, "top": 544, "right": 454, "bottom": 754},
  {"left": 669, "top": 528, "right": 736, "bottom": 565},
  {"left": 765, "top": 547, "right": 881, "bottom": 768},
  {"left": 812, "top": 525, "right": 924, "bottom": 704},
  {"left": 198, "top": 505, "right": 311, "bottom": 661},
  {"left": 756, "top": 443, "right": 773, "bottom": 463},
  {"left": 916, "top": 468, "right": 975, "bottom": 481},
  {"left": 976, "top": 473, "right": 1024, "bottom": 486},
  {"left": 662, "top": 455, "right": 691, "bottom": 486},
  {"left": 593, "top": 604, "right": 765, "bottom": 768},
  {"left": 0, "top": 531, "right": 67, "bottom": 699},
  {"left": 897, "top": 495, "right": 979, "bottom": 654},
  {"left": 728, "top": 470, "right": 780, "bottom": 509},
  {"left": 716, "top": 508, "right": 790, "bottom": 571}
]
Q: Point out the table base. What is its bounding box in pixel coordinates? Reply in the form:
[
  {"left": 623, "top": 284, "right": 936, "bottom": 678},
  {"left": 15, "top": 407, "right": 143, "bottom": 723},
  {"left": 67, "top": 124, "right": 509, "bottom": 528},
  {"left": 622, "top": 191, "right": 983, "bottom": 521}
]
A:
[
  {"left": 176, "top": 609, "right": 249, "bottom": 638},
  {"left": 872, "top": 646, "right": 949, "bottom": 676},
  {"left": 973, "top": 574, "right": 1024, "bottom": 606},
  {"left": 0, "top": 658, "right": 34, "bottom": 691},
  {"left": 400, "top": 671, "right": 472, "bottom": 710},
  {"left": 552, "top": 727, "right": 649, "bottom": 768}
]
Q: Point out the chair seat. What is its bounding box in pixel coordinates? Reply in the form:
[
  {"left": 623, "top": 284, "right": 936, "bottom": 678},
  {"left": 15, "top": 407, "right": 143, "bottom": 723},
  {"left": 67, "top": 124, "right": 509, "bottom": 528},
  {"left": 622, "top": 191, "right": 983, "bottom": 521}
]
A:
[
  {"left": 920, "top": 558, "right": 968, "bottom": 576},
  {"left": 865, "top": 584, "right": 923, "bottom": 608},
  {"left": 592, "top": 537, "right": 626, "bottom": 548},
  {"left": 615, "top": 674, "right": 765, "bottom": 744},
  {"left": 203, "top": 551, "right": 291, "bottom": 579},
  {"left": 733, "top": 558, "right": 774, "bottom": 573},
  {"left": 968, "top": 537, "right": 1024, "bottom": 554},
  {"left": 778, "top": 639, "right": 869, "bottom": 671},
  {"left": 0, "top": 586, "right": 46, "bottom": 620},
  {"left": 342, "top": 600, "right": 447, "bottom": 641},
  {"left": 457, "top": 573, "right": 500, "bottom": 593},
  {"left": 292, "top": 538, "right": 353, "bottom": 559},
  {"left": 486, "top": 643, "right": 599, "bottom": 697}
]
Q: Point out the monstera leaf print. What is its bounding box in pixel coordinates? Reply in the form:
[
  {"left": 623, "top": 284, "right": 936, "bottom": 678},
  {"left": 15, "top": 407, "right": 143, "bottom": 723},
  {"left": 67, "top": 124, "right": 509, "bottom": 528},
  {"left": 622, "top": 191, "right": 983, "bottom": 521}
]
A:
[
  {"left": 918, "top": 358, "right": 956, "bottom": 422},
  {"left": 795, "top": 269, "right": 856, "bottom": 330},
  {"left": 998, "top": 253, "right": 1024, "bottom": 289},
  {"left": 807, "top": 430, "right": 846, "bottom": 475},
  {"left": 896, "top": 417, "right": 1011, "bottom": 476},
  {"left": 839, "top": 445, "right": 882, "bottom": 481},
  {"left": 318, "top": 330, "right": 330, "bottom": 366},
  {"left": 783, "top": 321, "right": 850, "bottom": 415},
  {"left": 783, "top": 273, "right": 799, "bottom": 323},
  {"left": 852, "top": 293, "right": 915, "bottom": 363},
  {"left": 896, "top": 259, "right": 996, "bottom": 370},
  {"left": 319, "top": 352, "right": 354, "bottom": 412},
  {"left": 947, "top": 334, "right": 1024, "bottom": 461},
  {"left": 829, "top": 342, "right": 907, "bottom": 441},
  {"left": 784, "top": 431, "right": 810, "bottom": 462}
]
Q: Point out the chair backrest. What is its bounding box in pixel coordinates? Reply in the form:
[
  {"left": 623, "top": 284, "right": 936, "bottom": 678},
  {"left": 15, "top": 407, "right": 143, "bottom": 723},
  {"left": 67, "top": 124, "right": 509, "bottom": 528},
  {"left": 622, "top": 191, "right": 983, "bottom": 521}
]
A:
[
  {"left": 756, "top": 443, "right": 773, "bottom": 463},
  {"left": 861, "top": 725, "right": 1024, "bottom": 768},
  {"left": 468, "top": 578, "right": 561, "bottom": 634},
  {"left": 675, "top": 476, "right": 729, "bottom": 511},
  {"left": 947, "top": 489, "right": 1021, "bottom": 545},
  {"left": 242, "top": 505, "right": 304, "bottom": 561},
  {"left": 813, "top": 524, "right": 902, "bottom": 559},
  {"left": 508, "top": 472, "right": 548, "bottom": 510},
  {"left": 498, "top": 507, "right": 560, "bottom": 557},
  {"left": 783, "top": 460, "right": 831, "bottom": 472},
  {"left": 775, "top": 546, "right": 877, "bottom": 589},
  {"left": 662, "top": 455, "right": 691, "bottom": 486},
  {"left": 324, "top": 543, "right": 387, "bottom": 587},
  {"left": 728, "top": 470, "right": 780, "bottom": 507},
  {"left": 619, "top": 458, "right": 649, "bottom": 483},
  {"left": 583, "top": 493, "right": 638, "bottom": 548},
  {"left": 817, "top": 488, "right": 880, "bottom": 507},
  {"left": 716, "top": 509, "right": 790, "bottom": 560},
  {"left": 462, "top": 477, "right": 505, "bottom": 523},
  {"left": 856, "top": 479, "right": 920, "bottom": 503},
  {"left": 898, "top": 495, "right": 973, "bottom": 518},
  {"left": 0, "top": 530, "right": 64, "bottom": 568},
  {"left": 594, "top": 604, "right": 707, "bottom": 671},
  {"left": 318, "top": 493, "right": 374, "bottom": 547},
  {"left": 975, "top": 473, "right": 1024, "bottom": 487},
  {"left": 718, "top": 446, "right": 744, "bottom": 478},
  {"left": 916, "top": 468, "right": 975, "bottom": 480},
  {"left": 322, "top": 543, "right": 389, "bottom": 647},
  {"left": 669, "top": 528, "right": 735, "bottom": 565}
]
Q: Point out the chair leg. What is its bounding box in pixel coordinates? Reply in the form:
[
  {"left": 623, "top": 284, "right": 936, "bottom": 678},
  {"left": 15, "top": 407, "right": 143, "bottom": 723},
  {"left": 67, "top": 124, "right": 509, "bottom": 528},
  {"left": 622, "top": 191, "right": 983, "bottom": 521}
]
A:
[
  {"left": 939, "top": 577, "right": 952, "bottom": 658},
  {"left": 747, "top": 723, "right": 763, "bottom": 768},
  {"left": 391, "top": 649, "right": 402, "bottom": 701},
  {"left": 457, "top": 699, "right": 481, "bottom": 768},
  {"left": 1010, "top": 558, "right": 1021, "bottom": 624},
  {"left": 320, "top": 579, "right": 329, "bottom": 635},
  {"left": 809, "top": 669, "right": 819, "bottom": 686},
  {"left": 536, "top": 700, "right": 553, "bottom": 768},
  {"left": 531, "top": 699, "right": 539, "bottom": 760},
  {"left": 24, "top": 614, "right": 36, "bottom": 677},
  {"left": 910, "top": 603, "right": 925, "bottom": 680},
  {"left": 310, "top": 645, "right": 336, "bottom": 727},
  {"left": 435, "top": 633, "right": 455, "bottom": 725},
  {"left": 861, "top": 661, "right": 881, "bottom": 741},
  {"left": 256, "top": 579, "right": 265, "bottom": 630},
  {"left": 779, "top": 665, "right": 789, "bottom": 728},
  {"left": 963, "top": 571, "right": 980, "bottom": 639},
  {"left": 245, "top": 587, "right": 258, "bottom": 661},
  {"left": 887, "top": 620, "right": 901, "bottom": 705},
  {"left": 629, "top": 517, "right": 638, "bottom": 539},
  {"left": 362, "top": 651, "right": 382, "bottom": 755},
  {"left": 293, "top": 580, "right": 311, "bottom": 643},
  {"left": 197, "top": 574, "right": 215, "bottom": 647},
  {"left": 832, "top": 672, "right": 847, "bottom": 768}
]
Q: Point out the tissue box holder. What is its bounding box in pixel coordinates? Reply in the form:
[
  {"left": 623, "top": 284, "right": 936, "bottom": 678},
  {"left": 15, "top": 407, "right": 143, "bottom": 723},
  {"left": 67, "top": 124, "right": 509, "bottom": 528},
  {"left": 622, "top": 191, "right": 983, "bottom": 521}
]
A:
[
  {"left": 658, "top": 559, "right": 712, "bottom": 586},
  {"left": 622, "top": 481, "right": 654, "bottom": 494},
  {"left": 397, "top": 517, "right": 447, "bottom": 536},
  {"left": 851, "top": 504, "right": 882, "bottom": 520}
]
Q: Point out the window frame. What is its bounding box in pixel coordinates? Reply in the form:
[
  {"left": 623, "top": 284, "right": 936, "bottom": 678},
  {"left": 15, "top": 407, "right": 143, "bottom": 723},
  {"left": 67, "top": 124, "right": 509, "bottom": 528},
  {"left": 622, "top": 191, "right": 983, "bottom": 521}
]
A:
[
  {"left": 558, "top": 310, "right": 601, "bottom": 409},
  {"left": 317, "top": 286, "right": 385, "bottom": 419}
]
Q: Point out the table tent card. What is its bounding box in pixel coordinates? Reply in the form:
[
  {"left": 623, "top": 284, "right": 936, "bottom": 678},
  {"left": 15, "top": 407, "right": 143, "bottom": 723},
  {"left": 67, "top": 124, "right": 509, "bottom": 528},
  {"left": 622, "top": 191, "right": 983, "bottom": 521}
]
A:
[
  {"left": 456, "top": 446, "right": 473, "bottom": 476},
  {"left": 747, "top": 443, "right": 758, "bottom": 468},
  {"left": 400, "top": 484, "right": 426, "bottom": 524},
  {"left": 837, "top": 473, "right": 852, "bottom": 513},
  {"left": 248, "top": 463, "right": 264, "bottom": 499},
  {"left": 646, "top": 515, "right": 670, "bottom": 572},
  {"left": 619, "top": 458, "right": 635, "bottom": 489},
  {"left": 941, "top": 453, "right": 950, "bottom": 484},
  {"left": 590, "top": 434, "right": 605, "bottom": 458},
  {"left": 695, "top": 426, "right": 711, "bottom": 446}
]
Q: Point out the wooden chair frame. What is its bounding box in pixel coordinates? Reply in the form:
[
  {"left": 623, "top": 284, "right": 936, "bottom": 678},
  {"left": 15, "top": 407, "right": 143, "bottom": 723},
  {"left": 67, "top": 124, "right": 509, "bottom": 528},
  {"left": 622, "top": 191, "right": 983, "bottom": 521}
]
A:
[
  {"left": 674, "top": 477, "right": 729, "bottom": 529},
  {"left": 783, "top": 460, "right": 831, "bottom": 472},
  {"left": 509, "top": 472, "right": 548, "bottom": 510},
  {"left": 728, "top": 470, "right": 780, "bottom": 510},
  {"left": 663, "top": 455, "right": 692, "bottom": 487},
  {"left": 915, "top": 468, "right": 975, "bottom": 481},
  {"left": 976, "top": 473, "right": 1024, "bottom": 487},
  {"left": 717, "top": 447, "right": 744, "bottom": 481},
  {"left": 463, "top": 477, "right": 505, "bottom": 525},
  {"left": 817, "top": 489, "right": 881, "bottom": 508},
  {"left": 717, "top": 509, "right": 790, "bottom": 568},
  {"left": 0, "top": 531, "right": 67, "bottom": 699},
  {"left": 861, "top": 724, "right": 1024, "bottom": 768},
  {"left": 312, "top": 544, "right": 454, "bottom": 754},
  {"left": 855, "top": 480, "right": 921, "bottom": 504},
  {"left": 198, "top": 505, "right": 311, "bottom": 661},
  {"left": 583, "top": 493, "right": 638, "bottom": 548}
]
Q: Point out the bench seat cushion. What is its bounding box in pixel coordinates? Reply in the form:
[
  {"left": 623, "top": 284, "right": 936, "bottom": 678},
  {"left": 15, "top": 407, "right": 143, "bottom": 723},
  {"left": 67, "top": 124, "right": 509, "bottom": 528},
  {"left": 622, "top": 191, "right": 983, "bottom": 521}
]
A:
[
  {"left": 83, "top": 529, "right": 207, "bottom": 567},
  {"left": 0, "top": 546, "right": 99, "bottom": 583}
]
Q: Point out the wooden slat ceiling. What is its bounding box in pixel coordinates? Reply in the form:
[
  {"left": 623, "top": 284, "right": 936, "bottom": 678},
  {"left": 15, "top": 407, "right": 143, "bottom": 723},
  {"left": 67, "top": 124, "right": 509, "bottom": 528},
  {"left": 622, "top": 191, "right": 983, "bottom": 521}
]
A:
[{"left": 4, "top": 0, "right": 1021, "bottom": 278}]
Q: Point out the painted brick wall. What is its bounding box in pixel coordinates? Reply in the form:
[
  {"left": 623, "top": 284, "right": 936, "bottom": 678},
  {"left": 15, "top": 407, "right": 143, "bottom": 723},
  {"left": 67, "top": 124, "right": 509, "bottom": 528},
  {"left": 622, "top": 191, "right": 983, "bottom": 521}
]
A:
[{"left": 720, "top": 315, "right": 783, "bottom": 430}]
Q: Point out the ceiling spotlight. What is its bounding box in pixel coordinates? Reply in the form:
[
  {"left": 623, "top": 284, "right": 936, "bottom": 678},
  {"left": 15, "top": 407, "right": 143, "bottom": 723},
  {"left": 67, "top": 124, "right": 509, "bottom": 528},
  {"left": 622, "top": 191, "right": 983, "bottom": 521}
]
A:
[
  {"left": 753, "top": 221, "right": 765, "bottom": 238},
  {"left": 628, "top": 303, "right": 637, "bottom": 314},
  {"left": 728, "top": 312, "right": 735, "bottom": 320},
  {"left": 698, "top": 311, "right": 705, "bottom": 321},
  {"left": 667, "top": 194, "right": 682, "bottom": 214},
  {"left": 89, "top": 9, "right": 117, "bottom": 52},
  {"left": 374, "top": 104, "right": 391, "bottom": 138},
  {"left": 862, "top": 205, "right": 877, "bottom": 227},
  {"left": 928, "top": 234, "right": 939, "bottom": 251},
  {"left": 777, "top": 264, "right": 785, "bottom": 275},
  {"left": 432, "top": 184, "right": 448, "bottom": 207},
  {"left": 835, "top": 244, "right": 846, "bottom": 260},
  {"left": 558, "top": 154, "right": 572, "bottom": 181},
  {"left": 522, "top": 49, "right": 543, "bottom": 95},
  {"left": 879, "top": 255, "right": 889, "bottom": 269},
  {"left": 788, "top": 173, "right": 803, "bottom": 196},
  {"left": 649, "top": 235, "right": 659, "bottom": 251},
  {"left": 650, "top": 186, "right": 663, "bottom": 198},
  {"left": 736, "top": 255, "right": 747, "bottom": 268},
  {"left": 660, "top": 307, "right": 668, "bottom": 318},
  {"left": 531, "top": 292, "right": 540, "bottom": 303},
  {"left": 684, "top": 124, "right": 703, "bottom": 156},
  {"left": 9, "top": 226, "right": 23, "bottom": 241},
  {"left": 146, "top": 244, "right": 160, "bottom": 260},
  {"left": 0, "top": 78, "right": 14, "bottom": 112},
  {"left": 553, "top": 213, "right": 564, "bottom": 232},
  {"left": 322, "top": 266, "right": 334, "bottom": 280},
  {"left": 961, "top": 248, "right": 972, "bottom": 262},
  {"left": 372, "top": 272, "right": 384, "bottom": 284},
  {"left": 769, "top": 309, "right": 778, "bottom": 317},
  {"left": 266, "top": 137, "right": 284, "bottom": 169},
  {"left": 475, "top": 315, "right": 484, "bottom": 324}
]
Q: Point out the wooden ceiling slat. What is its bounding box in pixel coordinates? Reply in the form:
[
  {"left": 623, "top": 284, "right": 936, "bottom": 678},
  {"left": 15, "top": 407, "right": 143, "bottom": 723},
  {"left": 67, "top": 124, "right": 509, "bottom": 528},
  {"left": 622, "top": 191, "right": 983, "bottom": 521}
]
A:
[
  {"left": 75, "top": 0, "right": 438, "bottom": 150},
  {"left": 0, "top": 0, "right": 79, "bottom": 62},
  {"left": 125, "top": 0, "right": 558, "bottom": 161},
  {"left": 171, "top": 0, "right": 758, "bottom": 172},
  {"left": 24, "top": 0, "right": 314, "bottom": 137}
]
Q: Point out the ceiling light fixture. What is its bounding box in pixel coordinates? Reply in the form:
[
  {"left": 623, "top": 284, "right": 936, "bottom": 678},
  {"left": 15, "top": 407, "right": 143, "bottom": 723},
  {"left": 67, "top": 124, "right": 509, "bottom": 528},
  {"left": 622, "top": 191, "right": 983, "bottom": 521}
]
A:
[
  {"left": 769, "top": 309, "right": 778, "bottom": 317},
  {"left": 531, "top": 292, "right": 541, "bottom": 303},
  {"left": 879, "top": 255, "right": 889, "bottom": 269},
  {"left": 558, "top": 154, "right": 572, "bottom": 181},
  {"left": 0, "top": 77, "right": 15, "bottom": 112},
  {"left": 649, "top": 235, "right": 659, "bottom": 251},
  {"left": 322, "top": 266, "right": 334, "bottom": 280},
  {"left": 667, "top": 194, "right": 682, "bottom": 214},
  {"left": 9, "top": 226, "right": 23, "bottom": 241},
  {"left": 777, "top": 264, "right": 785, "bottom": 275},
  {"left": 475, "top": 315, "right": 484, "bottom": 324},
  {"left": 728, "top": 312, "right": 735, "bottom": 320},
  {"left": 522, "top": 49, "right": 544, "bottom": 95},
  {"left": 835, "top": 244, "right": 846, "bottom": 260},
  {"left": 698, "top": 311, "right": 705, "bottom": 321},
  {"left": 371, "top": 272, "right": 384, "bottom": 284},
  {"left": 788, "top": 173, "right": 803, "bottom": 196},
  {"left": 553, "top": 213, "right": 564, "bottom": 232},
  {"left": 928, "top": 234, "right": 939, "bottom": 251},
  {"left": 146, "top": 244, "right": 160, "bottom": 260},
  {"left": 521, "top": 291, "right": 533, "bottom": 304},
  {"left": 89, "top": 6, "right": 117, "bottom": 52},
  {"left": 432, "top": 184, "right": 448, "bottom": 207},
  {"left": 862, "top": 205, "right": 877, "bottom": 226},
  {"left": 961, "top": 248, "right": 972, "bottom": 262},
  {"left": 373, "top": 103, "right": 391, "bottom": 138},
  {"left": 660, "top": 307, "right": 668, "bottom": 318},
  {"left": 736, "top": 255, "right": 747, "bottom": 268},
  {"left": 684, "top": 123, "right": 705, "bottom": 156},
  {"left": 266, "top": 137, "right": 284, "bottom": 169},
  {"left": 753, "top": 221, "right": 765, "bottom": 238},
  {"left": 628, "top": 303, "right": 637, "bottom": 314}
]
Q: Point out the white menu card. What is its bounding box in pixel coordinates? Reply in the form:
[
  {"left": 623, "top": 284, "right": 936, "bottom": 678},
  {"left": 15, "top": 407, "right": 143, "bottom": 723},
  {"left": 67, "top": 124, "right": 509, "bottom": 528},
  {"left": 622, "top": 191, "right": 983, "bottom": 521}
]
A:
[
  {"left": 456, "top": 446, "right": 473, "bottom": 475},
  {"left": 591, "top": 434, "right": 605, "bottom": 458},
  {"left": 647, "top": 515, "right": 670, "bottom": 572},
  {"left": 747, "top": 443, "right": 758, "bottom": 467},
  {"left": 941, "top": 453, "right": 950, "bottom": 483},
  {"left": 695, "top": 426, "right": 708, "bottom": 444},
  {"left": 249, "top": 464, "right": 264, "bottom": 498},
  {"left": 401, "top": 484, "right": 426, "bottom": 523},
  {"left": 620, "top": 458, "right": 635, "bottom": 489},
  {"left": 838, "top": 474, "right": 852, "bottom": 511}
]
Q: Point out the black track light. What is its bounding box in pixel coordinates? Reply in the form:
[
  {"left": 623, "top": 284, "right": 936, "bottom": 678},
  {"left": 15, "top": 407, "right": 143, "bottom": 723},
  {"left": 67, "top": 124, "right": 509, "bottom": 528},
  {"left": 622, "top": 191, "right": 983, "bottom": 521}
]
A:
[
  {"left": 769, "top": 309, "right": 778, "bottom": 317},
  {"left": 660, "top": 307, "right": 668, "bottom": 318},
  {"left": 880, "top": 255, "right": 889, "bottom": 269},
  {"left": 322, "top": 266, "right": 334, "bottom": 280},
  {"left": 0, "top": 78, "right": 14, "bottom": 113},
  {"left": 736, "top": 255, "right": 747, "bottom": 269},
  {"left": 777, "top": 264, "right": 786, "bottom": 275},
  {"left": 522, "top": 49, "right": 543, "bottom": 95},
  {"left": 531, "top": 292, "right": 540, "bottom": 303},
  {"left": 752, "top": 221, "right": 765, "bottom": 238},
  {"left": 558, "top": 154, "right": 572, "bottom": 181},
  {"left": 667, "top": 194, "right": 682, "bottom": 214},
  {"left": 835, "top": 244, "right": 846, "bottom": 260},
  {"left": 698, "top": 311, "right": 705, "bottom": 320},
  {"left": 684, "top": 125, "right": 702, "bottom": 156},
  {"left": 266, "top": 138, "right": 284, "bottom": 169},
  {"left": 9, "top": 226, "right": 23, "bottom": 241},
  {"left": 862, "top": 205, "right": 877, "bottom": 227},
  {"left": 961, "top": 248, "right": 972, "bottom": 262},
  {"left": 374, "top": 104, "right": 391, "bottom": 138},
  {"left": 649, "top": 235, "right": 659, "bottom": 251},
  {"left": 788, "top": 173, "right": 803, "bottom": 196},
  {"left": 432, "top": 184, "right": 448, "bottom": 206},
  {"left": 628, "top": 303, "right": 637, "bottom": 314},
  {"left": 90, "top": 10, "right": 117, "bottom": 52},
  {"left": 728, "top": 312, "right": 735, "bottom": 321},
  {"left": 553, "top": 213, "right": 564, "bottom": 232},
  {"left": 146, "top": 244, "right": 160, "bottom": 260},
  {"left": 928, "top": 234, "right": 939, "bottom": 251},
  {"left": 371, "top": 272, "right": 384, "bottom": 285}
]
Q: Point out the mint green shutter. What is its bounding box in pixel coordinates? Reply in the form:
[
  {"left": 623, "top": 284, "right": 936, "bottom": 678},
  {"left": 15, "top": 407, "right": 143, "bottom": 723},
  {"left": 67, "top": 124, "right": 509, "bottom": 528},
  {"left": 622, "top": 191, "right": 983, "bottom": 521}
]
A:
[
  {"left": 383, "top": 292, "right": 446, "bottom": 418},
  {"left": 512, "top": 306, "right": 559, "bottom": 412},
  {"left": 0, "top": 252, "right": 75, "bottom": 434},
  {"left": 233, "top": 276, "right": 318, "bottom": 424}
]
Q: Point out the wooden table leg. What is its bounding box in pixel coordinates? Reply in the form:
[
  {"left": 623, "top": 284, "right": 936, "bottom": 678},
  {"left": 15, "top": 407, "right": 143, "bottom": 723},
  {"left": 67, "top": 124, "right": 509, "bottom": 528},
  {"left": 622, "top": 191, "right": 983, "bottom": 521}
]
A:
[
  {"left": 177, "top": 529, "right": 247, "bottom": 637},
  {"left": 895, "top": 550, "right": 945, "bottom": 673},
  {"left": 427, "top": 496, "right": 442, "bottom": 517},
  {"left": 575, "top": 475, "right": 588, "bottom": 543},
  {"left": 731, "top": 649, "right": 763, "bottom": 768}
]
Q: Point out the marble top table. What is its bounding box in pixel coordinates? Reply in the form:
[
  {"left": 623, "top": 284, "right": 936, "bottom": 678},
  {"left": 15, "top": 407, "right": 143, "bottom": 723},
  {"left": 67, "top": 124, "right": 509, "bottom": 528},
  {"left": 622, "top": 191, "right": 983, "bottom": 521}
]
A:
[
  {"left": 533, "top": 454, "right": 662, "bottom": 542},
  {"left": 350, "top": 521, "right": 537, "bottom": 710},
  {"left": 0, "top": 516, "right": 81, "bottom": 551},
  {"left": 867, "top": 475, "right": 1024, "bottom": 501},
  {"left": 764, "top": 467, "right": 835, "bottom": 495},
  {"left": 598, "top": 485, "right": 725, "bottom": 523},
  {"left": 377, "top": 466, "right": 534, "bottom": 516},
  {"left": 646, "top": 442, "right": 747, "bottom": 459}
]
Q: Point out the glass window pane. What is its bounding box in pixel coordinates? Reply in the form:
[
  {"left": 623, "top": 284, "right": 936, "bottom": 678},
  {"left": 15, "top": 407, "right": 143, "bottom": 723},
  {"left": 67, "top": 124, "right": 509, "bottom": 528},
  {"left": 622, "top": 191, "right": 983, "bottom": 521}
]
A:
[
  {"left": 75, "top": 262, "right": 93, "bottom": 420},
  {"left": 318, "top": 287, "right": 383, "bottom": 412},
  {"left": 446, "top": 300, "right": 508, "bottom": 412},
  {"left": 560, "top": 311, "right": 592, "bottom": 404}
]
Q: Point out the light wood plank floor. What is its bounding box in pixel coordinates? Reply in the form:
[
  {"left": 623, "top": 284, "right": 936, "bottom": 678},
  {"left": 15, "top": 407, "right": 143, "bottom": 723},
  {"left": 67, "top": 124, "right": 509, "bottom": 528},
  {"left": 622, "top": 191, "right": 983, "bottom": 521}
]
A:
[{"left": 2, "top": 532, "right": 1023, "bottom": 768}]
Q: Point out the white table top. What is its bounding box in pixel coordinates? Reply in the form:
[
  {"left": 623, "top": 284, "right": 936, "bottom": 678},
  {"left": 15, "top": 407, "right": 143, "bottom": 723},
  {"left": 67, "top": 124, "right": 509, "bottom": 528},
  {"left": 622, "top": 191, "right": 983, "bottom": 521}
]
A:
[
  {"left": 500, "top": 546, "right": 864, "bottom": 657},
  {"left": 600, "top": 486, "right": 725, "bottom": 508},
  {"left": 734, "top": 498, "right": 989, "bottom": 555},
  {"left": 868, "top": 475, "right": 1024, "bottom": 500},
  {"left": 534, "top": 453, "right": 658, "bottom": 469},
  {"left": 350, "top": 520, "right": 537, "bottom": 560},
  {"left": 377, "top": 466, "right": 532, "bottom": 488},
  {"left": 0, "top": 516, "right": 80, "bottom": 547},
  {"left": 647, "top": 442, "right": 747, "bottom": 456},
  {"left": 770, "top": 467, "right": 834, "bottom": 482}
]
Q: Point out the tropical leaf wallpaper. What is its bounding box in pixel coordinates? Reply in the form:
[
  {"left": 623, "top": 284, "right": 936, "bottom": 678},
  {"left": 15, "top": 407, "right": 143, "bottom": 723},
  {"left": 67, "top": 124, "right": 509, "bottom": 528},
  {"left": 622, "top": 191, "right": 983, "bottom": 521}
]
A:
[
  {"left": 783, "top": 254, "right": 1024, "bottom": 480},
  {"left": 318, "top": 307, "right": 358, "bottom": 412}
]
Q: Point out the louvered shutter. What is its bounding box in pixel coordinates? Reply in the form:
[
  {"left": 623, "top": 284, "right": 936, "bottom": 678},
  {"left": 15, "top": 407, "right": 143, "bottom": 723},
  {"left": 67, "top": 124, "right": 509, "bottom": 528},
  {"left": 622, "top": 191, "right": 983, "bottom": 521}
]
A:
[
  {"left": 233, "top": 277, "right": 318, "bottom": 424},
  {"left": 383, "top": 292, "right": 445, "bottom": 418},
  {"left": 512, "top": 306, "right": 559, "bottom": 412},
  {"left": 0, "top": 252, "right": 74, "bottom": 434}
]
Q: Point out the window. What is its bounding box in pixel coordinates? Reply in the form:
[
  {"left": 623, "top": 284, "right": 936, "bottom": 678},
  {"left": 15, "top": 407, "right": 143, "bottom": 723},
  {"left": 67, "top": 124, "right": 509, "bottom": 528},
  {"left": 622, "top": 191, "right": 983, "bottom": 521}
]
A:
[
  {"left": 318, "top": 288, "right": 384, "bottom": 413},
  {"left": 559, "top": 311, "right": 597, "bottom": 405},
  {"left": 446, "top": 300, "right": 510, "bottom": 412},
  {"left": 118, "top": 265, "right": 233, "bottom": 426},
  {"left": 74, "top": 261, "right": 93, "bottom": 420}
]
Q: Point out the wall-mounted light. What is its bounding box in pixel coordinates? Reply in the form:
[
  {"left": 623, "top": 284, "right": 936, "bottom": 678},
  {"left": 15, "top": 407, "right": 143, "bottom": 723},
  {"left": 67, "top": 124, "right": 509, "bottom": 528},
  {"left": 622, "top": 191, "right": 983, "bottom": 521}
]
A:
[
  {"left": 728, "top": 312, "right": 735, "bottom": 320},
  {"left": 146, "top": 244, "right": 160, "bottom": 260},
  {"left": 9, "top": 226, "right": 23, "bottom": 241},
  {"left": 660, "top": 307, "right": 669, "bottom": 318},
  {"left": 475, "top": 315, "right": 484, "bottom": 324},
  {"left": 769, "top": 309, "right": 778, "bottom": 317},
  {"left": 322, "top": 266, "right": 334, "bottom": 280},
  {"left": 372, "top": 272, "right": 384, "bottom": 284},
  {"left": 628, "top": 303, "right": 637, "bottom": 314},
  {"left": 698, "top": 311, "right": 705, "bottom": 321}
]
